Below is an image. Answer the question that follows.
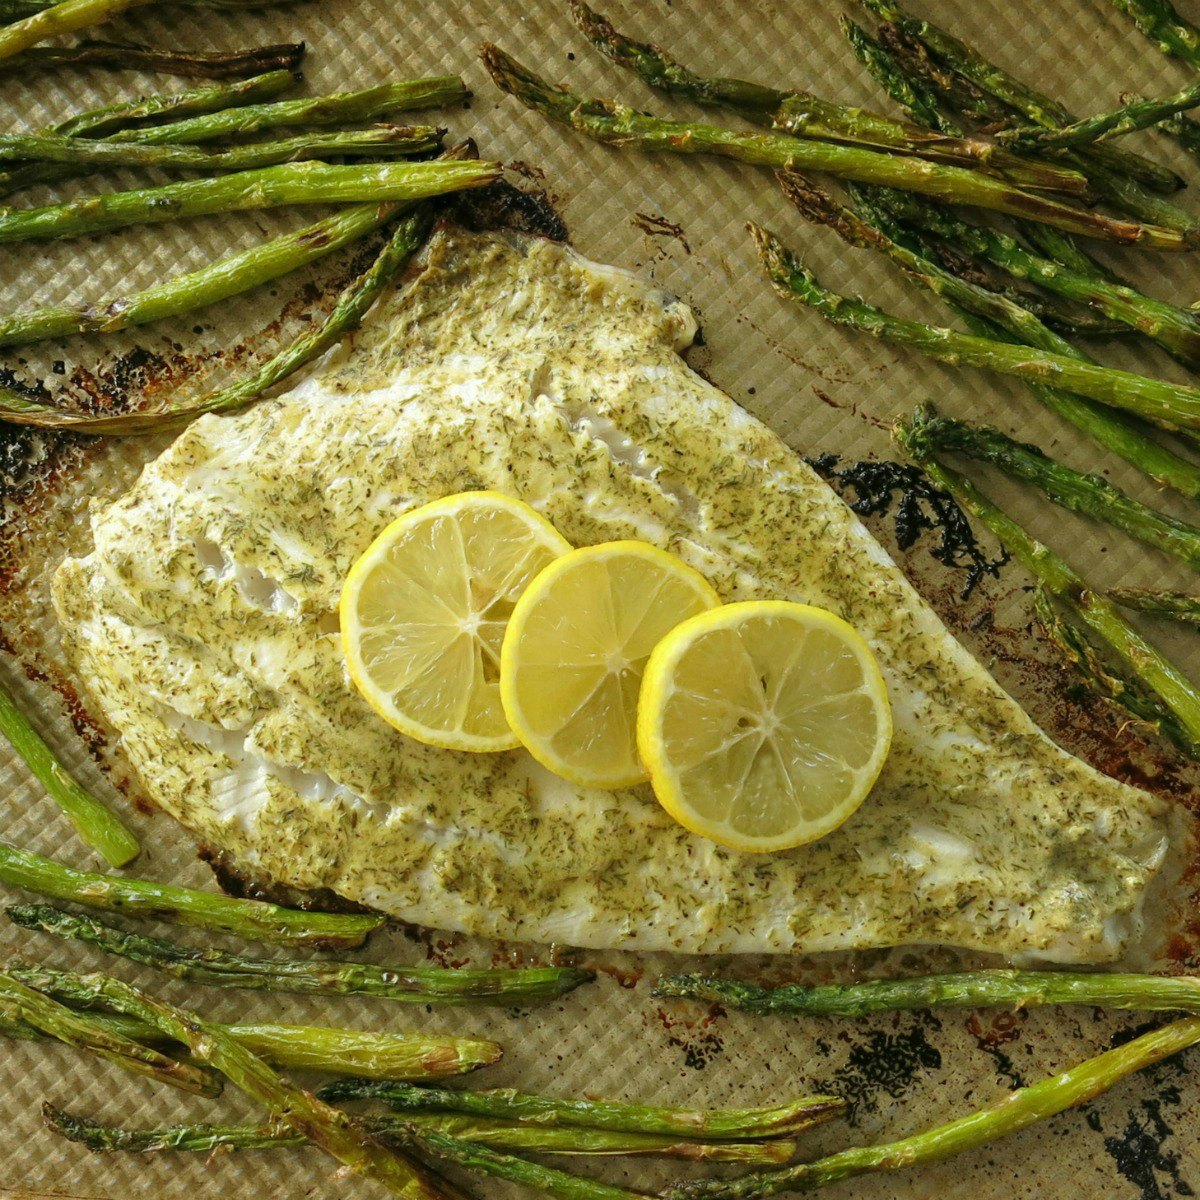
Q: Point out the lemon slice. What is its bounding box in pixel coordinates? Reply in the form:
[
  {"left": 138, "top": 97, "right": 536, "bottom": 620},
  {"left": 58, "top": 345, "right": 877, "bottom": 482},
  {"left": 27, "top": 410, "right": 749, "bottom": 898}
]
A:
[
  {"left": 500, "top": 541, "right": 720, "bottom": 789},
  {"left": 340, "top": 491, "right": 571, "bottom": 752},
  {"left": 638, "top": 601, "right": 892, "bottom": 852}
]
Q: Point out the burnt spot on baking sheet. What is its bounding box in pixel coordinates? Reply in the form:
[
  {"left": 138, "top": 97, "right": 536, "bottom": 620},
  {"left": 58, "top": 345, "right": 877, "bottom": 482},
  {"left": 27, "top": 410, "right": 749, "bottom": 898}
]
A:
[
  {"left": 813, "top": 1017, "right": 943, "bottom": 1126},
  {"left": 1084, "top": 1021, "right": 1195, "bottom": 1199},
  {"left": 965, "top": 1010, "right": 1028, "bottom": 1089},
  {"left": 632, "top": 211, "right": 691, "bottom": 254},
  {"left": 448, "top": 179, "right": 568, "bottom": 242},
  {"left": 199, "top": 845, "right": 378, "bottom": 918},
  {"left": 649, "top": 1003, "right": 726, "bottom": 1070},
  {"left": 808, "top": 454, "right": 1008, "bottom": 598}
]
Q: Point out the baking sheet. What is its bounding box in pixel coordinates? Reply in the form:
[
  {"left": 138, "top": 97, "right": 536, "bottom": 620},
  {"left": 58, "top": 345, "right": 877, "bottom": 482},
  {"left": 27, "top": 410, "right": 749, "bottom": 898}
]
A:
[{"left": 2, "top": 0, "right": 1200, "bottom": 1195}]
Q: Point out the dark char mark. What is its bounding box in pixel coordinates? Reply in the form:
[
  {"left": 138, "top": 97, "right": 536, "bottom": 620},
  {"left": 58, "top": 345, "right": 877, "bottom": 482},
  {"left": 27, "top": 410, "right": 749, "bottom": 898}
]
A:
[
  {"left": 808, "top": 453, "right": 1008, "bottom": 599},
  {"left": 814, "top": 1017, "right": 943, "bottom": 1126},
  {"left": 1086, "top": 1021, "right": 1196, "bottom": 1199}
]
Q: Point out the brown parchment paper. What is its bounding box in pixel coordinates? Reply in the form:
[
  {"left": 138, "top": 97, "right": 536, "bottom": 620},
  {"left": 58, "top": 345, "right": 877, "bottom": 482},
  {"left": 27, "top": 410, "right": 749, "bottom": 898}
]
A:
[{"left": 2, "top": 0, "right": 1200, "bottom": 1196}]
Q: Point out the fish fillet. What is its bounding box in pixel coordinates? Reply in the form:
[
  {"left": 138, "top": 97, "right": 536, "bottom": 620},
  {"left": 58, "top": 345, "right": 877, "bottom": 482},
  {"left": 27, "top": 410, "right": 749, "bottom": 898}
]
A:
[{"left": 53, "top": 228, "right": 1170, "bottom": 962}]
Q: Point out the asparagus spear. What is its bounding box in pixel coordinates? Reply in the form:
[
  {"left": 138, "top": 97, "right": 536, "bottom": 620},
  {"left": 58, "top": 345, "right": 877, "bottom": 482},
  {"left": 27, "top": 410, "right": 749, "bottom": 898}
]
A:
[
  {"left": 0, "top": 0, "right": 173, "bottom": 60},
  {"left": 0, "top": 0, "right": 304, "bottom": 14},
  {"left": 0, "top": 159, "right": 497, "bottom": 244},
  {"left": 0, "top": 679, "right": 137, "bottom": 867},
  {"left": 570, "top": 2, "right": 1086, "bottom": 193},
  {"left": 0, "top": 841, "right": 383, "bottom": 948},
  {"left": 839, "top": 14, "right": 955, "bottom": 133},
  {"left": 0, "top": 969, "right": 219, "bottom": 1096},
  {"left": 864, "top": 188, "right": 1200, "bottom": 364},
  {"left": 895, "top": 406, "right": 1200, "bottom": 754},
  {"left": 842, "top": 22, "right": 1132, "bottom": 284},
  {"left": 8, "top": 902, "right": 594, "bottom": 1006},
  {"left": 750, "top": 224, "right": 1200, "bottom": 430},
  {"left": 52, "top": 973, "right": 467, "bottom": 1200},
  {"left": 662, "top": 1017, "right": 1200, "bottom": 1200},
  {"left": 408, "top": 1127, "right": 651, "bottom": 1200},
  {"left": 5, "top": 964, "right": 501, "bottom": 1079},
  {"left": 1110, "top": 0, "right": 1200, "bottom": 71},
  {"left": 779, "top": 174, "right": 1200, "bottom": 498},
  {"left": 1110, "top": 587, "right": 1200, "bottom": 621},
  {"left": 49, "top": 68, "right": 298, "bottom": 139},
  {"left": 655, "top": 969, "right": 1200, "bottom": 1017},
  {"left": 0, "top": 39, "right": 305, "bottom": 78},
  {"left": 318, "top": 1080, "right": 844, "bottom": 1140},
  {"left": 109, "top": 77, "right": 468, "bottom": 145},
  {"left": 859, "top": 0, "right": 1184, "bottom": 195},
  {"left": 1002, "top": 79, "right": 1200, "bottom": 152},
  {"left": 0, "top": 76, "right": 463, "bottom": 200},
  {"left": 899, "top": 411, "right": 1200, "bottom": 570},
  {"left": 568, "top": 0, "right": 783, "bottom": 117},
  {"left": 1160, "top": 112, "right": 1200, "bottom": 159},
  {"left": 481, "top": 45, "right": 1187, "bottom": 248},
  {"left": 0, "top": 181, "right": 450, "bottom": 433},
  {"left": 0, "top": 201, "right": 398, "bottom": 349},
  {"left": 42, "top": 1106, "right": 797, "bottom": 1163},
  {"left": 571, "top": 0, "right": 1072, "bottom": 188},
  {"left": 0, "top": 126, "right": 443, "bottom": 171}
]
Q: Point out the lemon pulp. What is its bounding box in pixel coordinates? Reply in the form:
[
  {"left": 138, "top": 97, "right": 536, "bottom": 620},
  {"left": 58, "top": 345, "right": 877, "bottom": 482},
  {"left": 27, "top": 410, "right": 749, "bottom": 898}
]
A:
[
  {"left": 638, "top": 600, "right": 892, "bottom": 852},
  {"left": 500, "top": 541, "right": 720, "bottom": 788},
  {"left": 340, "top": 491, "right": 570, "bottom": 751}
]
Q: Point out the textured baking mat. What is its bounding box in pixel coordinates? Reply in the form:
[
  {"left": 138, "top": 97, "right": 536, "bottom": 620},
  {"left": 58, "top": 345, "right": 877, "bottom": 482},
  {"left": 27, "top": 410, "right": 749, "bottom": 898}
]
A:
[{"left": 2, "top": 0, "right": 1200, "bottom": 1196}]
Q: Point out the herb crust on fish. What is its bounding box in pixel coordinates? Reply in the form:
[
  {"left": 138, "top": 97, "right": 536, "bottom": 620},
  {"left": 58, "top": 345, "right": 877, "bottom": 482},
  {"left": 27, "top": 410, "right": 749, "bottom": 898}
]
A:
[{"left": 53, "top": 228, "right": 1170, "bottom": 962}]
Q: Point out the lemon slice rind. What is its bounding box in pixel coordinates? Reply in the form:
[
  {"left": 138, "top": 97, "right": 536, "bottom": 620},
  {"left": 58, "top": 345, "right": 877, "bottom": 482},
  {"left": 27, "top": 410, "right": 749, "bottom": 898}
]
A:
[
  {"left": 341, "top": 491, "right": 571, "bottom": 753},
  {"left": 638, "top": 600, "right": 892, "bottom": 853},
  {"left": 500, "top": 540, "right": 721, "bottom": 789}
]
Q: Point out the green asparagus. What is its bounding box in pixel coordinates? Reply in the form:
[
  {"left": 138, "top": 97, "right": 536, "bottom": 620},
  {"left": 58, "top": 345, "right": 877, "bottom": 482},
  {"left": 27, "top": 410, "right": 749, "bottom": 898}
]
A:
[
  {"left": 654, "top": 969, "right": 1200, "bottom": 1017},
  {"left": 778, "top": 174, "right": 1200, "bottom": 498},
  {"left": 842, "top": 22, "right": 1133, "bottom": 282},
  {"left": 482, "top": 45, "right": 1187, "bottom": 248},
  {"left": 61, "top": 974, "right": 466, "bottom": 1200},
  {"left": 0, "top": 159, "right": 496, "bottom": 244},
  {"left": 865, "top": 188, "right": 1200, "bottom": 364},
  {"left": 5, "top": 963, "right": 501, "bottom": 1080},
  {"left": 859, "top": 0, "right": 1184, "bottom": 195},
  {"left": 1110, "top": 0, "right": 1200, "bottom": 71},
  {"left": 1002, "top": 79, "right": 1200, "bottom": 152},
  {"left": 42, "top": 1106, "right": 797, "bottom": 1163},
  {"left": 0, "top": 201, "right": 399, "bottom": 349},
  {"left": 48, "top": 68, "right": 298, "bottom": 138},
  {"left": 896, "top": 411, "right": 1200, "bottom": 570},
  {"left": 569, "top": 0, "right": 783, "bottom": 117},
  {"left": 662, "top": 1017, "right": 1200, "bottom": 1199},
  {"left": 570, "top": 2, "right": 1086, "bottom": 193},
  {"left": 0, "top": 969, "right": 219, "bottom": 1096},
  {"left": 1109, "top": 587, "right": 1200, "bottom": 621},
  {"left": 0, "top": 126, "right": 442, "bottom": 171},
  {"left": 109, "top": 77, "right": 468, "bottom": 145},
  {"left": 1160, "top": 111, "right": 1200, "bottom": 160},
  {"left": 0, "top": 0, "right": 301, "bottom": 12},
  {"left": 751, "top": 223, "right": 1200, "bottom": 430},
  {"left": 0, "top": 842, "right": 383, "bottom": 948},
  {"left": 318, "top": 1080, "right": 844, "bottom": 1140},
  {"left": 409, "top": 1127, "right": 651, "bottom": 1200},
  {"left": 896, "top": 406, "right": 1200, "bottom": 754},
  {"left": 0, "top": 197, "right": 435, "bottom": 432},
  {"left": 0, "top": 679, "right": 137, "bottom": 867},
  {"left": 0, "top": 0, "right": 165, "bottom": 60},
  {"left": 840, "top": 14, "right": 955, "bottom": 133},
  {"left": 0, "top": 39, "right": 305, "bottom": 78},
  {"left": 0, "top": 75, "right": 462, "bottom": 200},
  {"left": 8, "top": 902, "right": 594, "bottom": 1006}
]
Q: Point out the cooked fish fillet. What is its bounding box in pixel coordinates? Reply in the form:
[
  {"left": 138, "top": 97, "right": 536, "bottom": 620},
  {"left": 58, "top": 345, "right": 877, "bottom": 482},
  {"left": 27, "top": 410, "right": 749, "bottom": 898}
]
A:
[{"left": 53, "top": 228, "right": 1170, "bottom": 962}]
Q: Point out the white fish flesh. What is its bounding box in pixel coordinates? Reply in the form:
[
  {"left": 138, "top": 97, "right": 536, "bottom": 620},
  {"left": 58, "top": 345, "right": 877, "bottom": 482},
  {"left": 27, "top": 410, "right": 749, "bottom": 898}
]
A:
[{"left": 53, "top": 228, "right": 1170, "bottom": 962}]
